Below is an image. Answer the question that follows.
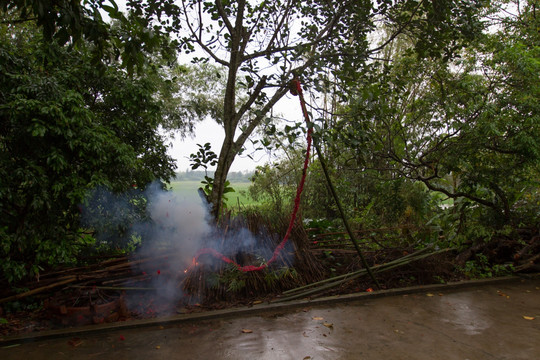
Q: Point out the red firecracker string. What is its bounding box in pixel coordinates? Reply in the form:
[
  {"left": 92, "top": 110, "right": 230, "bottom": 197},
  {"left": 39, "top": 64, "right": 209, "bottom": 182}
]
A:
[{"left": 188, "top": 79, "right": 312, "bottom": 273}]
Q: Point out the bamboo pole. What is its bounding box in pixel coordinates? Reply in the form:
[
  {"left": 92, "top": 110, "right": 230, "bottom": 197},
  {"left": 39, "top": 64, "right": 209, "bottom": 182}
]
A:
[
  {"left": 0, "top": 276, "right": 77, "bottom": 304},
  {"left": 276, "top": 248, "right": 451, "bottom": 302},
  {"left": 282, "top": 247, "right": 431, "bottom": 295},
  {"left": 69, "top": 285, "right": 159, "bottom": 291},
  {"left": 312, "top": 138, "right": 381, "bottom": 289}
]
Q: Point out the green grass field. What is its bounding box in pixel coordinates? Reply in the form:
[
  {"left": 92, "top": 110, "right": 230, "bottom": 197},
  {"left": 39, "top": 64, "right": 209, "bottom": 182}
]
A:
[{"left": 168, "top": 180, "right": 258, "bottom": 208}]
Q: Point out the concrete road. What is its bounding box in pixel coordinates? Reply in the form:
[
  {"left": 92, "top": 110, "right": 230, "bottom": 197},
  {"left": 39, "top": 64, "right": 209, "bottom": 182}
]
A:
[{"left": 1, "top": 278, "right": 539, "bottom": 360}]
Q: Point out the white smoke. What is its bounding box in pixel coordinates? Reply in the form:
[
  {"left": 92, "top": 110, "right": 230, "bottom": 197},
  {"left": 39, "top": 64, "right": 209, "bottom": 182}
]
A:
[{"left": 139, "top": 182, "right": 211, "bottom": 265}]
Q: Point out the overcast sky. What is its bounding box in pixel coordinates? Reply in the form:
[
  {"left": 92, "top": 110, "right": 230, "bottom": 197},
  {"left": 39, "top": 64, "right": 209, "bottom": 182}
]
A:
[{"left": 168, "top": 95, "right": 303, "bottom": 173}]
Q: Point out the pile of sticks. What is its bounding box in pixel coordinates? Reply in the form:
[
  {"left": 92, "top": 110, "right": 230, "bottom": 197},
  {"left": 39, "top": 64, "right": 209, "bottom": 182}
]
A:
[{"left": 0, "top": 254, "right": 171, "bottom": 306}]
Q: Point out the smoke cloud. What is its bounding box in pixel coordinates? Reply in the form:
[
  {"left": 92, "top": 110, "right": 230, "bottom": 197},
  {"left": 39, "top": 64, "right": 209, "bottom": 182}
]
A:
[{"left": 81, "top": 181, "right": 294, "bottom": 313}]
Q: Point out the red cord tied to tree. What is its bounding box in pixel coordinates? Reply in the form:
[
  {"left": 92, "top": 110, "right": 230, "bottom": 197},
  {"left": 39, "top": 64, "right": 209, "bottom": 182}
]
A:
[{"left": 188, "top": 77, "right": 313, "bottom": 273}]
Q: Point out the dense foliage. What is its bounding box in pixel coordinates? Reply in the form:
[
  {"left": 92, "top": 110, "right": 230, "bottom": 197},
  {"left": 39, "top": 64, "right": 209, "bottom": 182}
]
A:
[
  {"left": 1, "top": 0, "right": 538, "bottom": 286},
  {"left": 0, "top": 23, "right": 176, "bottom": 282},
  {"left": 123, "top": 0, "right": 488, "bottom": 218},
  {"left": 250, "top": 0, "right": 540, "bottom": 252}
]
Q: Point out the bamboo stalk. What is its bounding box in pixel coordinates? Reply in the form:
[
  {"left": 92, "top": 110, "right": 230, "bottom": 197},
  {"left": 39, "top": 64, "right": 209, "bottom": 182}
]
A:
[
  {"left": 69, "top": 285, "right": 159, "bottom": 291},
  {"left": 0, "top": 276, "right": 77, "bottom": 304},
  {"left": 312, "top": 138, "right": 381, "bottom": 289},
  {"left": 101, "top": 274, "right": 151, "bottom": 285},
  {"left": 282, "top": 247, "right": 440, "bottom": 296},
  {"left": 282, "top": 248, "right": 430, "bottom": 295},
  {"left": 277, "top": 248, "right": 451, "bottom": 301}
]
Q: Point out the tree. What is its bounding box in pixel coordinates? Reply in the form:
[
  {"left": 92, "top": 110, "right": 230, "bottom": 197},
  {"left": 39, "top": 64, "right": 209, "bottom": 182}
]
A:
[
  {"left": 0, "top": 0, "right": 177, "bottom": 74},
  {"left": 338, "top": 0, "right": 539, "bottom": 228},
  {"left": 131, "top": 0, "right": 486, "bottom": 218},
  {"left": 0, "top": 20, "right": 176, "bottom": 282},
  {"left": 158, "top": 62, "right": 227, "bottom": 135}
]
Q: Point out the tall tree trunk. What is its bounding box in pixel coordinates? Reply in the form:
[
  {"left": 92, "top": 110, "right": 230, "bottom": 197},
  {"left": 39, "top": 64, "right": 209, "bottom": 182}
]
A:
[
  {"left": 210, "top": 135, "right": 235, "bottom": 218},
  {"left": 208, "top": 0, "right": 245, "bottom": 219}
]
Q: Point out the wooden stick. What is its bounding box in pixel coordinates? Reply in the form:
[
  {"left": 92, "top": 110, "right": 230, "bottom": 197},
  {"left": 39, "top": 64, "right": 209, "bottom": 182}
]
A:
[
  {"left": 0, "top": 276, "right": 77, "bottom": 304},
  {"left": 313, "top": 139, "right": 381, "bottom": 289}
]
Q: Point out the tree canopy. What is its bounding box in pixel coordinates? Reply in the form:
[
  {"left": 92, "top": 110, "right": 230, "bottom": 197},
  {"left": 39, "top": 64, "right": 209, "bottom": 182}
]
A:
[
  {"left": 0, "top": 18, "right": 176, "bottom": 282},
  {"left": 338, "top": 0, "right": 540, "bottom": 224},
  {"left": 124, "top": 0, "right": 489, "bottom": 218}
]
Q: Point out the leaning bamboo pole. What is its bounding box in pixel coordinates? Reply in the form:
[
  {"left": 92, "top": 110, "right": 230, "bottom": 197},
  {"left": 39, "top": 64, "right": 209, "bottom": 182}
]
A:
[
  {"left": 274, "top": 247, "right": 452, "bottom": 302},
  {"left": 312, "top": 137, "right": 381, "bottom": 289}
]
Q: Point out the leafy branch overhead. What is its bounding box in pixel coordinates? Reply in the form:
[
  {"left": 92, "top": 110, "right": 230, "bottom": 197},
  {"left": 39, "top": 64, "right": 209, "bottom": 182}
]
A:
[{"left": 190, "top": 143, "right": 218, "bottom": 172}]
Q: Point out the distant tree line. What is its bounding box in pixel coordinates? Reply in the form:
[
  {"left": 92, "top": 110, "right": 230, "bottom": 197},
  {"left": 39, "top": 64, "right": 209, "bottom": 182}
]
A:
[{"left": 176, "top": 170, "right": 254, "bottom": 183}]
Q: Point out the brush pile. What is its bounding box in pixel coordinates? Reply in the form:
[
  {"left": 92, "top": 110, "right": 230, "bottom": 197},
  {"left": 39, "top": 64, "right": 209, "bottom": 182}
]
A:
[
  {"left": 0, "top": 210, "right": 326, "bottom": 322},
  {"left": 181, "top": 210, "right": 326, "bottom": 303}
]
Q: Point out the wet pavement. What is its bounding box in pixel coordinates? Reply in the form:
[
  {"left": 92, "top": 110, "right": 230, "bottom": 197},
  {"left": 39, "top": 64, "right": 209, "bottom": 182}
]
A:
[{"left": 1, "top": 278, "right": 539, "bottom": 360}]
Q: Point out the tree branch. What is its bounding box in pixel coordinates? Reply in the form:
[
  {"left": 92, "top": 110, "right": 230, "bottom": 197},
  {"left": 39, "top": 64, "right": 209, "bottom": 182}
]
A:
[
  {"left": 233, "top": 85, "right": 290, "bottom": 153},
  {"left": 235, "top": 75, "right": 268, "bottom": 125},
  {"left": 243, "top": 3, "right": 345, "bottom": 62},
  {"left": 215, "top": 0, "right": 235, "bottom": 35},
  {"left": 181, "top": 0, "right": 229, "bottom": 66},
  {"left": 419, "top": 176, "right": 500, "bottom": 212},
  {"left": 368, "top": 0, "right": 426, "bottom": 54}
]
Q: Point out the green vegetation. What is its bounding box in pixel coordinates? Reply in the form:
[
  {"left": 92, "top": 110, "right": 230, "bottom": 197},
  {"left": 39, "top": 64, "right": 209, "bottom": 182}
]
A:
[
  {"left": 0, "top": 1, "right": 538, "bottom": 288},
  {"left": 170, "top": 180, "right": 257, "bottom": 209},
  {"left": 0, "top": 18, "right": 176, "bottom": 282}
]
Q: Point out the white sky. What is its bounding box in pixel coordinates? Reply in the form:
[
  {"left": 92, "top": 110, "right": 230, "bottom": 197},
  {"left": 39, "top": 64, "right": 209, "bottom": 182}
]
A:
[{"left": 168, "top": 95, "right": 303, "bottom": 173}]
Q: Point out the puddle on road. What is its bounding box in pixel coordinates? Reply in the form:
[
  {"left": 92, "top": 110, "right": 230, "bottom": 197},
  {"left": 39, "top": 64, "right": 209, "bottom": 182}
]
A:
[
  {"left": 220, "top": 311, "right": 341, "bottom": 359},
  {"left": 439, "top": 293, "right": 492, "bottom": 335}
]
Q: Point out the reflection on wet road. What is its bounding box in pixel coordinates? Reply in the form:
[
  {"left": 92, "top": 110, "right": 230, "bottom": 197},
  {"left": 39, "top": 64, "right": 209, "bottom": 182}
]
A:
[{"left": 439, "top": 292, "right": 492, "bottom": 335}]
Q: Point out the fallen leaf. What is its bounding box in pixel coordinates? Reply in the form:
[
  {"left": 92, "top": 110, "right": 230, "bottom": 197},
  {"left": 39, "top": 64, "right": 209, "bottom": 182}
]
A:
[
  {"left": 119, "top": 335, "right": 125, "bottom": 341},
  {"left": 303, "top": 356, "right": 312, "bottom": 360},
  {"left": 426, "top": 293, "right": 435, "bottom": 297},
  {"left": 155, "top": 345, "right": 161, "bottom": 349},
  {"left": 242, "top": 329, "right": 253, "bottom": 333},
  {"left": 366, "top": 288, "right": 373, "bottom": 292},
  {"left": 312, "top": 316, "right": 324, "bottom": 321},
  {"left": 323, "top": 322, "right": 334, "bottom": 329},
  {"left": 252, "top": 300, "right": 262, "bottom": 305},
  {"left": 523, "top": 316, "right": 535, "bottom": 320}
]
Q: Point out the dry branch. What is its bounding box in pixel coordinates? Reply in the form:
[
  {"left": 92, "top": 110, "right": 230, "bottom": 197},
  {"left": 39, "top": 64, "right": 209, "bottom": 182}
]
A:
[{"left": 0, "top": 276, "right": 78, "bottom": 304}]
